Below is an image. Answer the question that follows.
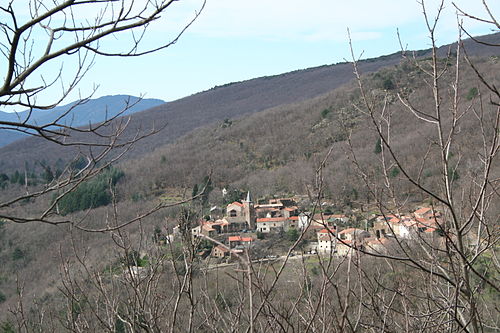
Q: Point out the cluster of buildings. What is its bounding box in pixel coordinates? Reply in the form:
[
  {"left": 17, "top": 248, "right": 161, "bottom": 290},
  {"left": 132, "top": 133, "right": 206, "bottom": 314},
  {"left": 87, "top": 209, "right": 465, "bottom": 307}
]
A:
[
  {"left": 313, "top": 206, "right": 444, "bottom": 256},
  {"left": 173, "top": 192, "right": 444, "bottom": 259}
]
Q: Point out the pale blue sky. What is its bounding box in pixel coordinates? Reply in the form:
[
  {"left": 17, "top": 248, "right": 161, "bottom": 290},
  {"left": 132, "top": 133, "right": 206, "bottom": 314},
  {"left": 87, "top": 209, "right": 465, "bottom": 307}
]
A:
[{"left": 3, "top": 0, "right": 500, "bottom": 111}]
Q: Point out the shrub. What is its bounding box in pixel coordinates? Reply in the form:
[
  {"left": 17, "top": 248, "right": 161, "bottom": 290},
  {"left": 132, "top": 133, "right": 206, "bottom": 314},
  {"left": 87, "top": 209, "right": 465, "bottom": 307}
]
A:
[
  {"left": 0, "top": 321, "right": 15, "bottom": 333},
  {"left": 466, "top": 87, "right": 478, "bottom": 100},
  {"left": 12, "top": 247, "right": 25, "bottom": 261},
  {"left": 382, "top": 78, "right": 395, "bottom": 90},
  {"left": 448, "top": 166, "right": 460, "bottom": 182},
  {"left": 390, "top": 167, "right": 400, "bottom": 178},
  {"left": 320, "top": 108, "right": 331, "bottom": 118},
  {"left": 286, "top": 229, "right": 299, "bottom": 242},
  {"left": 374, "top": 138, "right": 382, "bottom": 154}
]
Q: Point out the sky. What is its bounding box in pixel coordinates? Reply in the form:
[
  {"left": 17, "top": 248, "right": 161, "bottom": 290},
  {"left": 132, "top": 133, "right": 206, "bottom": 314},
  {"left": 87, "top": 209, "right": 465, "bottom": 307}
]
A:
[{"left": 2, "top": 0, "right": 500, "bottom": 111}]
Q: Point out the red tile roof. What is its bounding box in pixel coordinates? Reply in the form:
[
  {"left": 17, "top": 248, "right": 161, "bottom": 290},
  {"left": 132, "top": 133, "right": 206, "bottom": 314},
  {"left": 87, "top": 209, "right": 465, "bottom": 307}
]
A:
[
  {"left": 318, "top": 228, "right": 336, "bottom": 234},
  {"left": 228, "top": 236, "right": 254, "bottom": 242},
  {"left": 256, "top": 217, "right": 287, "bottom": 222},
  {"left": 214, "top": 245, "right": 230, "bottom": 253},
  {"left": 414, "top": 207, "right": 432, "bottom": 215},
  {"left": 228, "top": 202, "right": 244, "bottom": 207},
  {"left": 338, "top": 228, "right": 357, "bottom": 234}
]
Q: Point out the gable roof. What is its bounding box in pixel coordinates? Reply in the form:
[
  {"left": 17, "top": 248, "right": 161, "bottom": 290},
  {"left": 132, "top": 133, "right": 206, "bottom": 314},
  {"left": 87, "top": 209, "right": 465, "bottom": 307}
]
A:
[
  {"left": 318, "top": 228, "right": 336, "bottom": 234},
  {"left": 414, "top": 207, "right": 432, "bottom": 215},
  {"left": 338, "top": 228, "right": 357, "bottom": 234},
  {"left": 213, "top": 245, "right": 230, "bottom": 253},
  {"left": 256, "top": 217, "right": 287, "bottom": 223},
  {"left": 228, "top": 236, "right": 254, "bottom": 242}
]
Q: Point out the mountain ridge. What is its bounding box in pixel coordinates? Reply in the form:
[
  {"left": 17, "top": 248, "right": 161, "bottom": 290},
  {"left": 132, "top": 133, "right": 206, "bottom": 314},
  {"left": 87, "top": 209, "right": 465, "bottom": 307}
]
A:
[{"left": 0, "top": 95, "right": 165, "bottom": 147}]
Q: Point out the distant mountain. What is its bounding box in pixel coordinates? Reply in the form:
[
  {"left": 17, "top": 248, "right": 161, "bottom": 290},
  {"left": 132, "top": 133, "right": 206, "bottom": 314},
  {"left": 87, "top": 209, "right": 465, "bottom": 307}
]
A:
[
  {"left": 0, "top": 95, "right": 165, "bottom": 147},
  {"left": 0, "top": 32, "right": 499, "bottom": 171}
]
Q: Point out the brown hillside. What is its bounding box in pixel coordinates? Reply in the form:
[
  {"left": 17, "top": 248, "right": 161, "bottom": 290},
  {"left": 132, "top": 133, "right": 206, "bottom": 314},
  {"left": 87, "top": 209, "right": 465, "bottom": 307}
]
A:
[
  {"left": 118, "top": 55, "right": 500, "bottom": 206},
  {"left": 0, "top": 33, "right": 499, "bottom": 172}
]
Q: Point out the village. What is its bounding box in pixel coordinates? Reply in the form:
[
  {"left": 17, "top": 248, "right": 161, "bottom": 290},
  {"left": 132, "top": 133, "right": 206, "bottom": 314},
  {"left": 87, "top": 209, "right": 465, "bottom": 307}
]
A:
[{"left": 168, "top": 192, "right": 444, "bottom": 262}]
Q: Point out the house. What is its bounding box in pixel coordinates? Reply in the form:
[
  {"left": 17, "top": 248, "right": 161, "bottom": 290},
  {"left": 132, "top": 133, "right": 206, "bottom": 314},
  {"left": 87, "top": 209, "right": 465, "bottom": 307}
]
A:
[
  {"left": 212, "top": 245, "right": 230, "bottom": 258},
  {"left": 255, "top": 198, "right": 298, "bottom": 217},
  {"left": 225, "top": 192, "right": 256, "bottom": 230},
  {"left": 298, "top": 212, "right": 310, "bottom": 230},
  {"left": 330, "top": 214, "right": 349, "bottom": 224},
  {"left": 335, "top": 228, "right": 371, "bottom": 257},
  {"left": 413, "top": 207, "right": 440, "bottom": 219},
  {"left": 373, "top": 214, "right": 414, "bottom": 239},
  {"left": 191, "top": 220, "right": 225, "bottom": 238},
  {"left": 310, "top": 213, "right": 339, "bottom": 229},
  {"left": 288, "top": 216, "right": 299, "bottom": 229},
  {"left": 256, "top": 216, "right": 287, "bottom": 233},
  {"left": 338, "top": 228, "right": 370, "bottom": 242},
  {"left": 364, "top": 237, "right": 391, "bottom": 254},
  {"left": 336, "top": 240, "right": 355, "bottom": 256},
  {"left": 256, "top": 216, "right": 298, "bottom": 233},
  {"left": 374, "top": 211, "right": 443, "bottom": 240},
  {"left": 228, "top": 235, "right": 254, "bottom": 248},
  {"left": 317, "top": 228, "right": 337, "bottom": 254}
]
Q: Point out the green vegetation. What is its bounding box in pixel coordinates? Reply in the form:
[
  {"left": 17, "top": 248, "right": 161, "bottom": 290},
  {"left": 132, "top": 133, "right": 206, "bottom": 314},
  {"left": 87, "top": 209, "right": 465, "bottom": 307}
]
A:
[
  {"left": 448, "top": 166, "right": 460, "bottom": 182},
  {"left": 286, "top": 228, "right": 299, "bottom": 242},
  {"left": 223, "top": 187, "right": 246, "bottom": 205},
  {"left": 9, "top": 171, "right": 23, "bottom": 185},
  {"left": 374, "top": 70, "right": 396, "bottom": 90},
  {"left": 56, "top": 167, "right": 124, "bottom": 215},
  {"left": 390, "top": 167, "right": 400, "bottom": 178},
  {"left": 466, "top": 87, "right": 478, "bottom": 100},
  {"left": 0, "top": 321, "right": 15, "bottom": 333},
  {"left": 221, "top": 118, "right": 232, "bottom": 128},
  {"left": 122, "top": 250, "right": 149, "bottom": 267},
  {"left": 374, "top": 137, "right": 382, "bottom": 154},
  {"left": 320, "top": 108, "right": 331, "bottom": 119},
  {"left": 0, "top": 174, "right": 8, "bottom": 189},
  {"left": 11, "top": 247, "right": 25, "bottom": 261}
]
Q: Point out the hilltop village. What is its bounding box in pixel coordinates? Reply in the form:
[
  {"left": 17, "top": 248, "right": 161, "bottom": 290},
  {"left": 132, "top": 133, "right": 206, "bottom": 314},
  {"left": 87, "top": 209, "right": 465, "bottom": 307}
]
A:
[{"left": 169, "top": 193, "right": 444, "bottom": 261}]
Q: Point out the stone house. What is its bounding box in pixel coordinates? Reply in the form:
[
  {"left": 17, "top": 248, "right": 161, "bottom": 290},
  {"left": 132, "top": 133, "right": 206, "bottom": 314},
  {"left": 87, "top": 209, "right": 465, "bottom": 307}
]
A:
[
  {"left": 212, "top": 245, "right": 230, "bottom": 258},
  {"left": 317, "top": 227, "right": 337, "bottom": 254}
]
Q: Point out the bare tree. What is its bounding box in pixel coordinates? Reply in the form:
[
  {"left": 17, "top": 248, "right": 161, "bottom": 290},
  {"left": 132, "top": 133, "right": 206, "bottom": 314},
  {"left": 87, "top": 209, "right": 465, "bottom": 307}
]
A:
[
  {"left": 1, "top": 1, "right": 499, "bottom": 332},
  {"left": 0, "top": 0, "right": 205, "bottom": 226},
  {"left": 341, "top": 1, "right": 499, "bottom": 332}
]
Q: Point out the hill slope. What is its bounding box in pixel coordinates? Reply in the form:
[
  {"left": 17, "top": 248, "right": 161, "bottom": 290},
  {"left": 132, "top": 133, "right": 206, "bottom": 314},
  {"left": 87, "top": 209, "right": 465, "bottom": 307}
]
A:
[
  {"left": 118, "top": 55, "right": 500, "bottom": 204},
  {"left": 1, "top": 33, "right": 499, "bottom": 171}
]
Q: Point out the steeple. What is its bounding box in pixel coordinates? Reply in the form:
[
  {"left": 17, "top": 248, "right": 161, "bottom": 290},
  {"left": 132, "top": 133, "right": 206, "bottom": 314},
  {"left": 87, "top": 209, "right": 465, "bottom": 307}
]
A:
[
  {"left": 245, "top": 191, "right": 252, "bottom": 203},
  {"left": 243, "top": 191, "right": 255, "bottom": 230}
]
